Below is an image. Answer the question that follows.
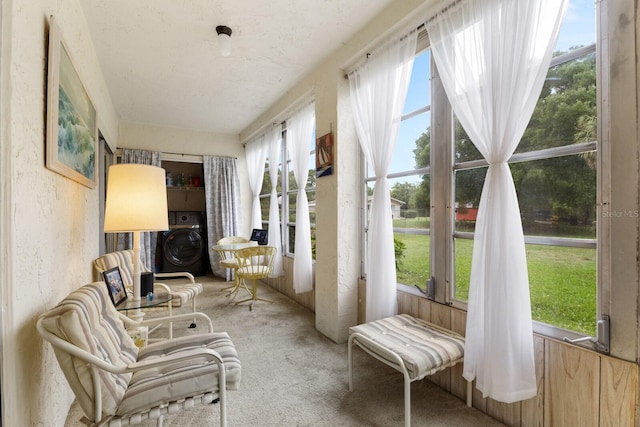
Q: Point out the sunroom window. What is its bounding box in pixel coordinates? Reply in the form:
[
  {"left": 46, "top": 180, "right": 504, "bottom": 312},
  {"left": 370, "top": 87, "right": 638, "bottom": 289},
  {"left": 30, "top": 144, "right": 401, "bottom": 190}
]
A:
[
  {"left": 451, "top": 0, "right": 598, "bottom": 336},
  {"left": 261, "top": 128, "right": 316, "bottom": 258},
  {"left": 363, "top": 46, "right": 432, "bottom": 290}
]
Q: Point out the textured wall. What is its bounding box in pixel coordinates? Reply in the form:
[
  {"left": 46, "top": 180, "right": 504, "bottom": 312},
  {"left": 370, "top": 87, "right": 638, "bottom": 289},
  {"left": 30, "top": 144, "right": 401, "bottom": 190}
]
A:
[{"left": 3, "top": 1, "right": 118, "bottom": 425}]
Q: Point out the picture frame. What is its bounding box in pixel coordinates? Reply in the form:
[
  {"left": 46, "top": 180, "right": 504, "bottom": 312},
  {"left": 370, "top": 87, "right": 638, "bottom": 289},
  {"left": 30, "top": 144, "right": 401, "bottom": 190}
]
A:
[
  {"left": 250, "top": 228, "right": 268, "bottom": 245},
  {"left": 102, "top": 266, "right": 128, "bottom": 306},
  {"left": 46, "top": 15, "right": 98, "bottom": 189},
  {"left": 315, "top": 132, "right": 333, "bottom": 178}
]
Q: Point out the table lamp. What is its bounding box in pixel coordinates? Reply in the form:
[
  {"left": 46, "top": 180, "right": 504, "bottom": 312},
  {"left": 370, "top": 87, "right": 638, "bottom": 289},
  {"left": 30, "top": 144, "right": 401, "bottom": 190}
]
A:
[{"left": 104, "top": 164, "right": 169, "bottom": 302}]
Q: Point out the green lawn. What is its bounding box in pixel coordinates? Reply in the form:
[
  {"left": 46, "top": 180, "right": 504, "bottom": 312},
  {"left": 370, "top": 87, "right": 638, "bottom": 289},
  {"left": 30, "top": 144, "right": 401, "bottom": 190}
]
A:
[{"left": 394, "top": 232, "right": 597, "bottom": 336}]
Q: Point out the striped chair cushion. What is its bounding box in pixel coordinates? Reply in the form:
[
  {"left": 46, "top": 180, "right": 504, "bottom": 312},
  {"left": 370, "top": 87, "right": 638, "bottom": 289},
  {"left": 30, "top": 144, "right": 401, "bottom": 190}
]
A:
[
  {"left": 93, "top": 250, "right": 136, "bottom": 286},
  {"left": 93, "top": 250, "right": 203, "bottom": 307},
  {"left": 117, "top": 332, "right": 242, "bottom": 416},
  {"left": 38, "top": 282, "right": 138, "bottom": 419},
  {"left": 349, "top": 314, "right": 465, "bottom": 380},
  {"left": 163, "top": 282, "right": 203, "bottom": 307}
]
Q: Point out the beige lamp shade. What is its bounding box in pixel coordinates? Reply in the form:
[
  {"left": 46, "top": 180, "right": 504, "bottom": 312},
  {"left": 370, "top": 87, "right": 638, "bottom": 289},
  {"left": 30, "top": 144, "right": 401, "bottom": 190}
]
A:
[{"left": 104, "top": 164, "right": 169, "bottom": 232}]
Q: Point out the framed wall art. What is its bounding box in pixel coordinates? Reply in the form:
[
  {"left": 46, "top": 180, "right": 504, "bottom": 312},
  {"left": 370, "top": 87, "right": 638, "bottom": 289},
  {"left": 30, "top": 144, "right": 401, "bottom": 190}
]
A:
[
  {"left": 46, "top": 15, "right": 98, "bottom": 188},
  {"left": 315, "top": 132, "right": 333, "bottom": 178}
]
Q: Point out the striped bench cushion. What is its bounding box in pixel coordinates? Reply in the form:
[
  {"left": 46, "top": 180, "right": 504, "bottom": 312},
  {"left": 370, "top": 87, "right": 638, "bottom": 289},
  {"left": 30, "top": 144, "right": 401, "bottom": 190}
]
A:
[
  {"left": 349, "top": 314, "right": 465, "bottom": 380},
  {"left": 117, "top": 332, "right": 242, "bottom": 416},
  {"left": 38, "top": 282, "right": 139, "bottom": 419}
]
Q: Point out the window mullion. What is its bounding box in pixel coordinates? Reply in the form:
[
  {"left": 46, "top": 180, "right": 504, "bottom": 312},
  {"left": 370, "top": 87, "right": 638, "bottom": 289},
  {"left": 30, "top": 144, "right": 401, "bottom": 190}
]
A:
[{"left": 430, "top": 53, "right": 453, "bottom": 304}]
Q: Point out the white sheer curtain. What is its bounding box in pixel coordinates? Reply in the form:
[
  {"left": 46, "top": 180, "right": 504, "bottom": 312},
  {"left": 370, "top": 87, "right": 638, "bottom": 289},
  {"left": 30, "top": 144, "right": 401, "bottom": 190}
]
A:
[
  {"left": 204, "top": 156, "right": 241, "bottom": 280},
  {"left": 245, "top": 136, "right": 268, "bottom": 231},
  {"left": 266, "top": 126, "right": 285, "bottom": 277},
  {"left": 426, "top": 0, "right": 567, "bottom": 402},
  {"left": 348, "top": 31, "right": 417, "bottom": 322},
  {"left": 286, "top": 102, "right": 315, "bottom": 294}
]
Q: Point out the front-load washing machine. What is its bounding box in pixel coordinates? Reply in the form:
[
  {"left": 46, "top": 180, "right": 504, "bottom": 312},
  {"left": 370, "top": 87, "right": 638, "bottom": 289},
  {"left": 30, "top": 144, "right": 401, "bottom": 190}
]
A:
[{"left": 160, "top": 211, "right": 208, "bottom": 276}]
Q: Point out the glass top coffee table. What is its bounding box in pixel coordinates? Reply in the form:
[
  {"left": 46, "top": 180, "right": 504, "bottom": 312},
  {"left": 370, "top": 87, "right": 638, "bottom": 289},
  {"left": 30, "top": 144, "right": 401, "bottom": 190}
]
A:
[{"left": 116, "top": 292, "right": 173, "bottom": 313}]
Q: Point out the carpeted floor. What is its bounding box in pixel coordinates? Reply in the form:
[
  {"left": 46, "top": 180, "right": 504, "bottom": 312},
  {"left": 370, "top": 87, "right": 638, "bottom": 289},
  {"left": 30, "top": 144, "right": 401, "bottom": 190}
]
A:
[{"left": 65, "top": 275, "right": 504, "bottom": 426}]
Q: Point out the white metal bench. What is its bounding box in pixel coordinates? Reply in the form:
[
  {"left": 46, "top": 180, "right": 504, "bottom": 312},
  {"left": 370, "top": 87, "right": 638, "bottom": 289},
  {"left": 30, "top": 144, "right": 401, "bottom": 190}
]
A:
[{"left": 348, "top": 314, "right": 471, "bottom": 427}]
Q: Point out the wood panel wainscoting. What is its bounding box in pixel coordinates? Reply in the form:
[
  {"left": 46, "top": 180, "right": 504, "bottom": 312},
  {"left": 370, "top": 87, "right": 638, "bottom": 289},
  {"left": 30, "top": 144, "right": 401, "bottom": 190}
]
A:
[
  {"left": 262, "top": 256, "right": 315, "bottom": 312},
  {"left": 356, "top": 281, "right": 639, "bottom": 426},
  {"left": 261, "top": 269, "right": 637, "bottom": 425}
]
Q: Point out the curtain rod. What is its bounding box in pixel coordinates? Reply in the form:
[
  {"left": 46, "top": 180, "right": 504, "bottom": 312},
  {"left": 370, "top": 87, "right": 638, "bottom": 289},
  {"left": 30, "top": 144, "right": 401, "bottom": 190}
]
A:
[
  {"left": 344, "top": 25, "right": 425, "bottom": 80},
  {"left": 241, "top": 95, "right": 314, "bottom": 145},
  {"left": 161, "top": 151, "right": 237, "bottom": 159},
  {"left": 425, "top": 0, "right": 461, "bottom": 25},
  {"left": 343, "top": 0, "right": 460, "bottom": 80}
]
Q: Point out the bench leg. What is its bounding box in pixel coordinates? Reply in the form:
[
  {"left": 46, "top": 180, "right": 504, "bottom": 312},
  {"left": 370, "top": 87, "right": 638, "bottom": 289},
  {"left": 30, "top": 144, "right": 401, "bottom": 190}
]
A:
[
  {"left": 404, "top": 374, "right": 411, "bottom": 427},
  {"left": 190, "top": 297, "right": 197, "bottom": 328},
  {"left": 168, "top": 301, "right": 173, "bottom": 340},
  {"left": 347, "top": 335, "right": 354, "bottom": 391}
]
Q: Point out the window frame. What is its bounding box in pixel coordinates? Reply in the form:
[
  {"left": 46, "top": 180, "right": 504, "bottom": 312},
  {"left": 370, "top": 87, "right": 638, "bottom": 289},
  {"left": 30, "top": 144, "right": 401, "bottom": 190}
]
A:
[
  {"left": 361, "top": 35, "right": 433, "bottom": 292},
  {"left": 359, "top": 6, "right": 610, "bottom": 349},
  {"left": 259, "top": 126, "right": 316, "bottom": 258},
  {"left": 442, "top": 35, "right": 606, "bottom": 345}
]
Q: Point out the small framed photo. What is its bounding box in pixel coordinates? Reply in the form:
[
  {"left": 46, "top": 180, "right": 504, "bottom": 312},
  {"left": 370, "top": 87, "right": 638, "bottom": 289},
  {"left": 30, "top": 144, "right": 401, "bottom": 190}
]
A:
[{"left": 102, "top": 267, "right": 127, "bottom": 306}]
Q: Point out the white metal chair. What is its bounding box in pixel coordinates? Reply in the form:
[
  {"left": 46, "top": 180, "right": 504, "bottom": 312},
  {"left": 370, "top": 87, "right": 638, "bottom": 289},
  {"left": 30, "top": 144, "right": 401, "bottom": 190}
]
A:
[
  {"left": 37, "top": 282, "right": 241, "bottom": 427},
  {"left": 233, "top": 245, "right": 276, "bottom": 310}
]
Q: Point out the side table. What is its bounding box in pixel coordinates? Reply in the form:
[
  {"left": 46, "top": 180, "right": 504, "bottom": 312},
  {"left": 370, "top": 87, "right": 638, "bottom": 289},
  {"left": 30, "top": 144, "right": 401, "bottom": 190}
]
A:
[{"left": 117, "top": 292, "right": 174, "bottom": 344}]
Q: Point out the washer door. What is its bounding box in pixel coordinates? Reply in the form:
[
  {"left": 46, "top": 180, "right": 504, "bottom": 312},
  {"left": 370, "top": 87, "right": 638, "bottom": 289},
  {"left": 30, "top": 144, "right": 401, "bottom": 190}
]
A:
[{"left": 163, "top": 229, "right": 203, "bottom": 267}]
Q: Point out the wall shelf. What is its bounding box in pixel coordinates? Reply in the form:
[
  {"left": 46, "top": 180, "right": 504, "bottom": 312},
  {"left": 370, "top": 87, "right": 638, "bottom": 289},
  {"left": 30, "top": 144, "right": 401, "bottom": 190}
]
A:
[{"left": 163, "top": 160, "right": 205, "bottom": 211}]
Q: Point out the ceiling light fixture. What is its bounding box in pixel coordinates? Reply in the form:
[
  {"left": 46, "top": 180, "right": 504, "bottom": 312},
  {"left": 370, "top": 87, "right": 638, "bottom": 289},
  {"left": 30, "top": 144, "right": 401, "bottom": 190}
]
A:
[{"left": 216, "top": 25, "right": 232, "bottom": 57}]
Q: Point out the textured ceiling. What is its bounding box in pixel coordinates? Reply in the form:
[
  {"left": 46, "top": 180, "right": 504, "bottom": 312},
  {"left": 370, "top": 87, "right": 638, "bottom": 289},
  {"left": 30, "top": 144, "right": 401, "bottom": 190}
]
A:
[{"left": 80, "top": 0, "right": 395, "bottom": 136}]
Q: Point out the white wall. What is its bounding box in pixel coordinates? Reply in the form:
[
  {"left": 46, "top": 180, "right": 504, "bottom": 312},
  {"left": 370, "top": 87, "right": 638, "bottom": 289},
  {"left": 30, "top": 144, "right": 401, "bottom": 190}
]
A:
[{"left": 0, "top": 0, "right": 119, "bottom": 425}]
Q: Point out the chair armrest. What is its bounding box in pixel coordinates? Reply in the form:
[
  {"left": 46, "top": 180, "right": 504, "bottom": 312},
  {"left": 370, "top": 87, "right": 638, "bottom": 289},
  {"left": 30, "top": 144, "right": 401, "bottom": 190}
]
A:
[
  {"left": 152, "top": 282, "right": 172, "bottom": 294},
  {"left": 38, "top": 318, "right": 224, "bottom": 375},
  {"left": 118, "top": 311, "right": 214, "bottom": 333},
  {"left": 154, "top": 272, "right": 195, "bottom": 283},
  {"left": 128, "top": 347, "right": 225, "bottom": 372},
  {"left": 36, "top": 313, "right": 222, "bottom": 374}
]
